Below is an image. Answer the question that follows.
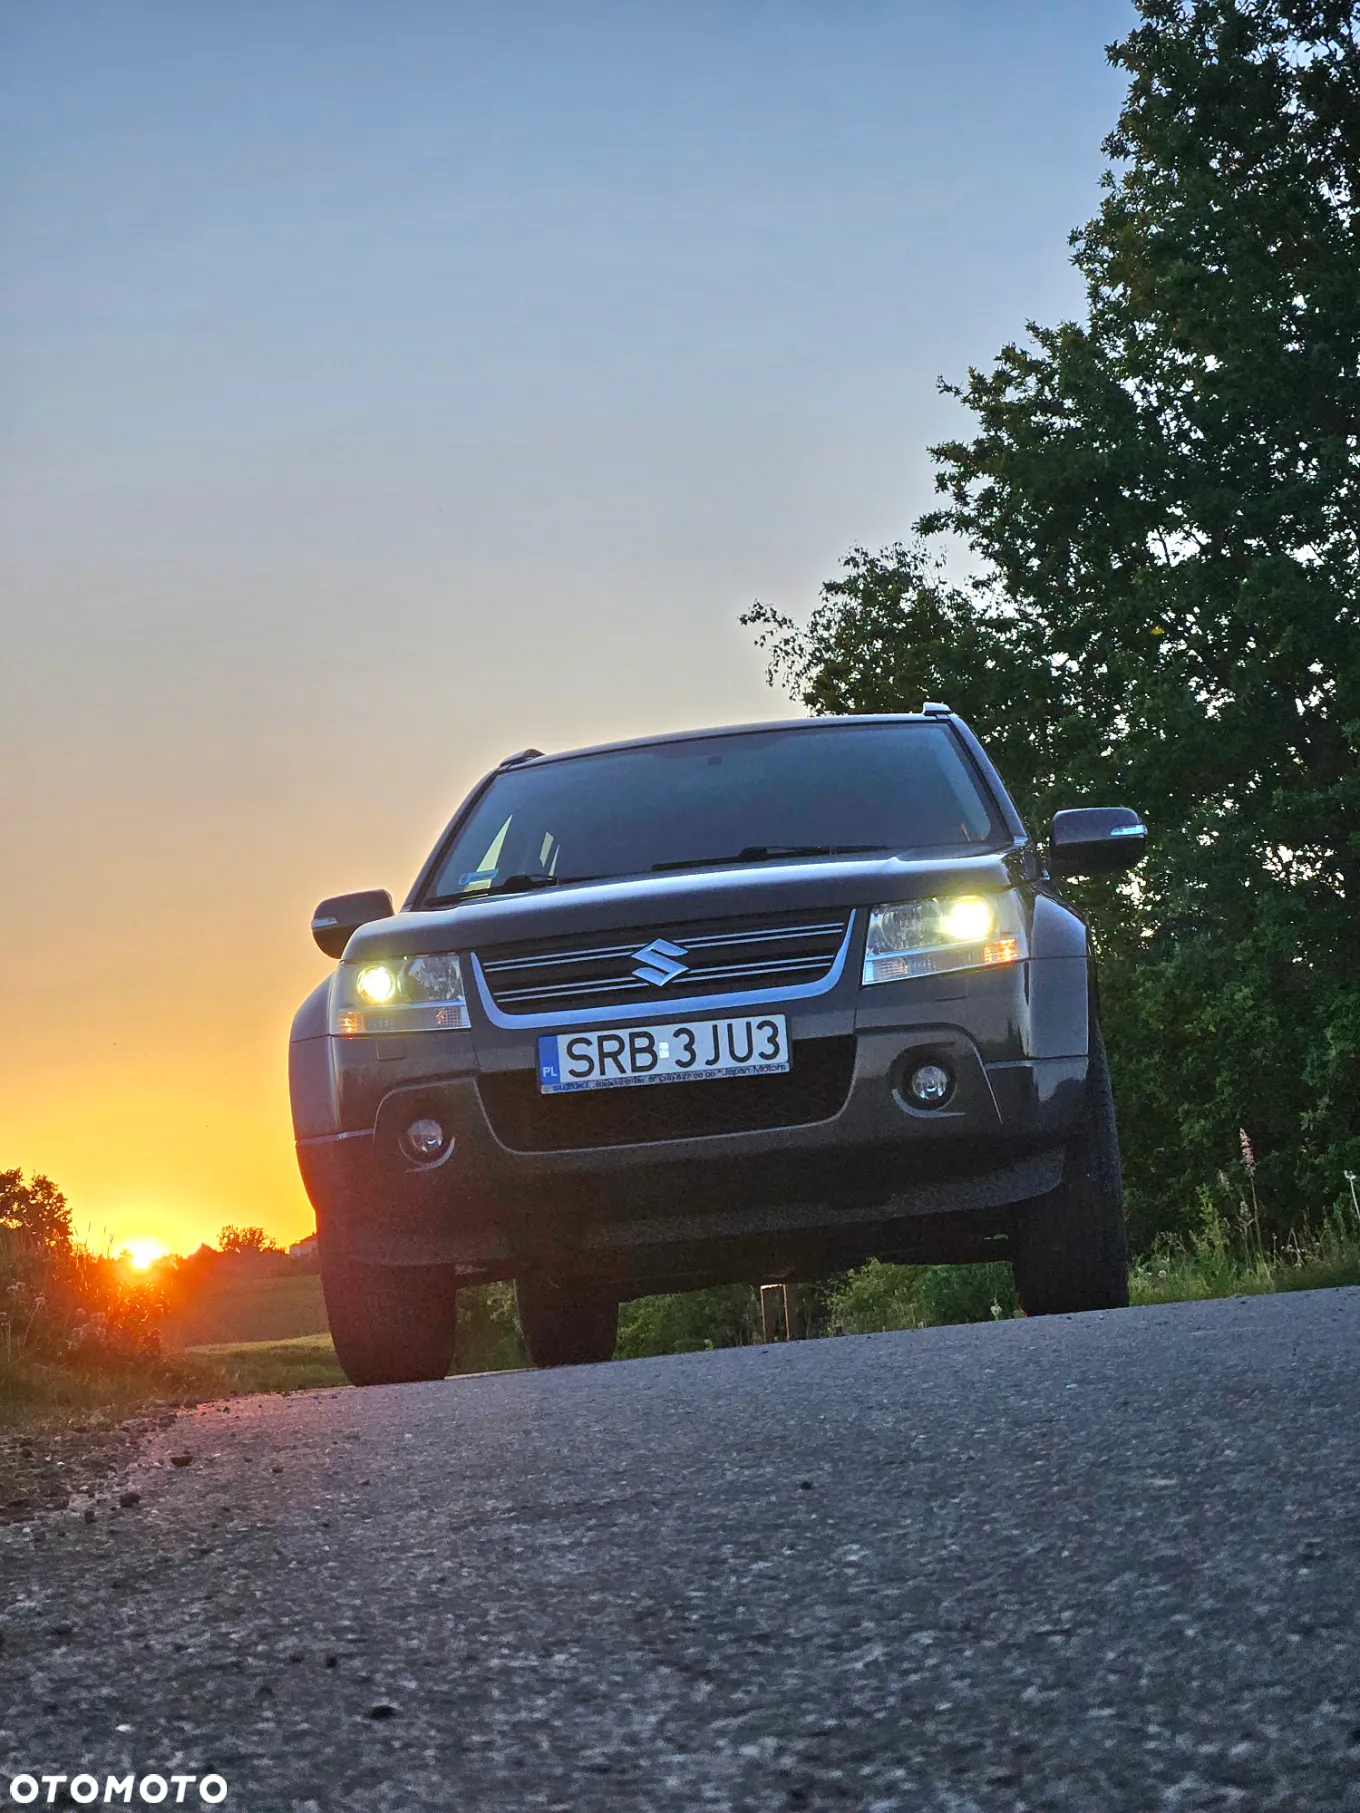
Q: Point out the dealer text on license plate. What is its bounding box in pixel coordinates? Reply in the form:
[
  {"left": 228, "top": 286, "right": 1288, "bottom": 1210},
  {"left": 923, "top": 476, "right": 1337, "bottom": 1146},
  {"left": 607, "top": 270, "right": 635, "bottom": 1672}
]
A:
[{"left": 537, "top": 1014, "right": 789, "bottom": 1094}]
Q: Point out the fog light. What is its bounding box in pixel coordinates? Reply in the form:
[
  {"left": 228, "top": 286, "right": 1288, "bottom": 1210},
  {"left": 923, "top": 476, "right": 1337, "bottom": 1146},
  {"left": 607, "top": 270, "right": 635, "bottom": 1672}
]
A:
[
  {"left": 402, "top": 1117, "right": 447, "bottom": 1162},
  {"left": 907, "top": 1063, "right": 952, "bottom": 1107}
]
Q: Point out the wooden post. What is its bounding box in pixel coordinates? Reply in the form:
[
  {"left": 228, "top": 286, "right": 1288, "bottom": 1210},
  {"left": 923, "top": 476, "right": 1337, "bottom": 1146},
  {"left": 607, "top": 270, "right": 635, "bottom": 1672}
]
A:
[
  {"left": 760, "top": 1283, "right": 797, "bottom": 1341},
  {"left": 760, "top": 1283, "right": 783, "bottom": 1342}
]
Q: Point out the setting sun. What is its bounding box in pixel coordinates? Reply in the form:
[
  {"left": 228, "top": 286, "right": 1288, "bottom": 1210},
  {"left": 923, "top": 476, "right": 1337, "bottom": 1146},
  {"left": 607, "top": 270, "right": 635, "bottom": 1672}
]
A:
[{"left": 121, "top": 1236, "right": 170, "bottom": 1271}]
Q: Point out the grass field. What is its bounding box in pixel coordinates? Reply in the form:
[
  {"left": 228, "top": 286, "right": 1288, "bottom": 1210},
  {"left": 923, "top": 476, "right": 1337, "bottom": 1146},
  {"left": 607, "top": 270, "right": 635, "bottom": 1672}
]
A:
[
  {"left": 180, "top": 1283, "right": 530, "bottom": 1396},
  {"left": 161, "top": 1272, "right": 330, "bottom": 1348},
  {"left": 187, "top": 1331, "right": 348, "bottom": 1393}
]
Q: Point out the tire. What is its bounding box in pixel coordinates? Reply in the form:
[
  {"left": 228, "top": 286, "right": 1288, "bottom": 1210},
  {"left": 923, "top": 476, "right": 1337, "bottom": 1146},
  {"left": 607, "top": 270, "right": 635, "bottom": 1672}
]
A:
[
  {"left": 1011, "top": 1022, "right": 1130, "bottom": 1316},
  {"left": 321, "top": 1255, "right": 459, "bottom": 1386},
  {"left": 515, "top": 1276, "right": 619, "bottom": 1368}
]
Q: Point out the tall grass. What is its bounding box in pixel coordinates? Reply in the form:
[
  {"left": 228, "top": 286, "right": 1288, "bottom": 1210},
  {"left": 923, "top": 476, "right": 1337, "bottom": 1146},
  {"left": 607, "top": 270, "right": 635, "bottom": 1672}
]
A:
[
  {"left": 823, "top": 1181, "right": 1360, "bottom": 1337},
  {"left": 1129, "top": 1176, "right": 1360, "bottom": 1304},
  {"left": 0, "top": 1176, "right": 196, "bottom": 1429},
  {"left": 1, "top": 1231, "right": 165, "bottom": 1372}
]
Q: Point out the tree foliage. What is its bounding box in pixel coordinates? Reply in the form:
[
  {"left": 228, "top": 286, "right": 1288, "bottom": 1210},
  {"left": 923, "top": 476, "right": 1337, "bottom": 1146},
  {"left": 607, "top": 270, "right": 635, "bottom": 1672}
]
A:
[
  {"left": 218, "top": 1224, "right": 280, "bottom": 1256},
  {"left": 745, "top": 0, "right": 1360, "bottom": 1242},
  {"left": 0, "top": 1169, "right": 73, "bottom": 1253}
]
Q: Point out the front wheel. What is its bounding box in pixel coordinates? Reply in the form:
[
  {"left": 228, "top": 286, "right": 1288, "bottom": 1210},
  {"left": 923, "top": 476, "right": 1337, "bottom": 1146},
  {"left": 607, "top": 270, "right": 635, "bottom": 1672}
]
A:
[
  {"left": 1011, "top": 1024, "right": 1129, "bottom": 1316},
  {"left": 321, "top": 1254, "right": 459, "bottom": 1385},
  {"left": 515, "top": 1276, "right": 619, "bottom": 1368}
]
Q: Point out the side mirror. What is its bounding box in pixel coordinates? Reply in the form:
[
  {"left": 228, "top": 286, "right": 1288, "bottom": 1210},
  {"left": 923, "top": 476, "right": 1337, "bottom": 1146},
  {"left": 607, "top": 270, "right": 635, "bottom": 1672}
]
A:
[
  {"left": 1050, "top": 807, "right": 1147, "bottom": 878},
  {"left": 310, "top": 889, "right": 394, "bottom": 959}
]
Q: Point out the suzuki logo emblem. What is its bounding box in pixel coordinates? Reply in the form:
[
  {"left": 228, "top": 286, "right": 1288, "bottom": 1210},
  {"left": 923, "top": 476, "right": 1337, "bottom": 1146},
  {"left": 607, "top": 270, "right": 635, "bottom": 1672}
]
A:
[{"left": 631, "top": 938, "right": 689, "bottom": 986}]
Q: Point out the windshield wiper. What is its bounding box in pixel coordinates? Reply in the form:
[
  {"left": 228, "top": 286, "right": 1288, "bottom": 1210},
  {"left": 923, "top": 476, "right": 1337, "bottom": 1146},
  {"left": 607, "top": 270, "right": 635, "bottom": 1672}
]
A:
[
  {"left": 427, "top": 844, "right": 889, "bottom": 905},
  {"left": 427, "top": 871, "right": 611, "bottom": 907},
  {"left": 651, "top": 843, "right": 889, "bottom": 874},
  {"left": 492, "top": 872, "right": 561, "bottom": 895}
]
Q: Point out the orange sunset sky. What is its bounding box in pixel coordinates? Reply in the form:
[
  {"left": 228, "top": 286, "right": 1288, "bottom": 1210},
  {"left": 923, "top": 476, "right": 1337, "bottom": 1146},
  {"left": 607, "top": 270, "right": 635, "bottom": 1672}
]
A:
[{"left": 0, "top": 3, "right": 1126, "bottom": 1256}]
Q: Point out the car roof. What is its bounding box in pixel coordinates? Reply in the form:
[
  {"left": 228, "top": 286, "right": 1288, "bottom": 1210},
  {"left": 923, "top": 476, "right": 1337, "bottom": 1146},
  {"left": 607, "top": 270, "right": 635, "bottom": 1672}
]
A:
[{"left": 499, "top": 712, "right": 951, "bottom": 771}]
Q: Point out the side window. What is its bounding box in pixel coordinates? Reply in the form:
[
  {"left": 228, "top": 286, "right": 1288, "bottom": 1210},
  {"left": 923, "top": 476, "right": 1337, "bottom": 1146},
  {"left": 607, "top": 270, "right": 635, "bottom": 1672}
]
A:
[{"left": 934, "top": 742, "right": 994, "bottom": 843}]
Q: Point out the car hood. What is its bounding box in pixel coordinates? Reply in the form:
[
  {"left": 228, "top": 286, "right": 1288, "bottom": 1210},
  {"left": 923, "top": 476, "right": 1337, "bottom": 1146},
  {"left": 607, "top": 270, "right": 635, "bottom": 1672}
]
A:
[{"left": 345, "top": 847, "right": 1026, "bottom": 960}]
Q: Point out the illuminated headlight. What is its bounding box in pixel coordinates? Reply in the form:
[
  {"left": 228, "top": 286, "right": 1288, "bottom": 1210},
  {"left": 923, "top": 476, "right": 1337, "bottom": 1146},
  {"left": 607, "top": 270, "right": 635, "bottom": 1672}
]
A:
[
  {"left": 862, "top": 894, "right": 1025, "bottom": 986},
  {"left": 355, "top": 964, "right": 397, "bottom": 1005},
  {"left": 331, "top": 952, "right": 469, "bottom": 1036}
]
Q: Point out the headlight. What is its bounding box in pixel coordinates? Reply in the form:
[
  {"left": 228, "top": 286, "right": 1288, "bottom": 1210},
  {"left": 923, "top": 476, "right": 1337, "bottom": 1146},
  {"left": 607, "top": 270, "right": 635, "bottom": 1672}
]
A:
[
  {"left": 862, "top": 893, "right": 1025, "bottom": 986},
  {"left": 331, "top": 951, "right": 469, "bottom": 1035}
]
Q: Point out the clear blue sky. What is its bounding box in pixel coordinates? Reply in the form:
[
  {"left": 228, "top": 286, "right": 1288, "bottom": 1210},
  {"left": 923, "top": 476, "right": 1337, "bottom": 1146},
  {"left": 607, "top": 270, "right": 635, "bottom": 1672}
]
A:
[{"left": 0, "top": 0, "right": 1133, "bottom": 1250}]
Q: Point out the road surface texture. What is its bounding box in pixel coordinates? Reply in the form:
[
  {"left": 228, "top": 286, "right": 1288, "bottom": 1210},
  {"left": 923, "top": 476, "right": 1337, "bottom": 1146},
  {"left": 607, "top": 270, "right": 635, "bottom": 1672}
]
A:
[{"left": 2, "top": 1290, "right": 1358, "bottom": 1812}]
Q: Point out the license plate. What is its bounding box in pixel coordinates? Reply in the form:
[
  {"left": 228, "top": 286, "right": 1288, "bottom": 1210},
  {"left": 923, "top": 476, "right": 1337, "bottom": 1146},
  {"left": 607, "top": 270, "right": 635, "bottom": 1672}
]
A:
[{"left": 537, "top": 1014, "right": 790, "bottom": 1094}]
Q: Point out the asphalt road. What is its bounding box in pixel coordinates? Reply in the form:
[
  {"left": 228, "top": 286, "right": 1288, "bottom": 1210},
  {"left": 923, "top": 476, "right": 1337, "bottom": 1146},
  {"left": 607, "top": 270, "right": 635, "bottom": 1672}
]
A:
[{"left": 2, "top": 1290, "right": 1358, "bottom": 1813}]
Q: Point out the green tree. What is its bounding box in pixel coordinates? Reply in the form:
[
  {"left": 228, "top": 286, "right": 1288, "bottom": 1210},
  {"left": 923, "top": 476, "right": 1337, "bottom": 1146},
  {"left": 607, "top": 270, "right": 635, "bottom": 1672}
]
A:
[
  {"left": 218, "top": 1224, "right": 280, "bottom": 1255},
  {"left": 0, "top": 1169, "right": 73, "bottom": 1252},
  {"left": 747, "top": 0, "right": 1360, "bottom": 1243}
]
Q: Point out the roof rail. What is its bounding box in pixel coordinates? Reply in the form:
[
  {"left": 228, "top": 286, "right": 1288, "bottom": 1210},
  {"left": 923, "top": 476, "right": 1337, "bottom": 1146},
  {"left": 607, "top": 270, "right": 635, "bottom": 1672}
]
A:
[
  {"left": 921, "top": 701, "right": 952, "bottom": 717},
  {"left": 496, "top": 747, "right": 544, "bottom": 769}
]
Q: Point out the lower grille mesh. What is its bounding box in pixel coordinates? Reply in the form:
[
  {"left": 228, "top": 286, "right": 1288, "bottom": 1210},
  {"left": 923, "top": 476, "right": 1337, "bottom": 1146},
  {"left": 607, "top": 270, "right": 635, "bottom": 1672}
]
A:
[{"left": 478, "top": 1037, "right": 856, "bottom": 1152}]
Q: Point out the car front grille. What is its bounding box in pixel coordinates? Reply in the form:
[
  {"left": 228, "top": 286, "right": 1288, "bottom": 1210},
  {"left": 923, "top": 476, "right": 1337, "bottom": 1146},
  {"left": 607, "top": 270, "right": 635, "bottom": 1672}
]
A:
[
  {"left": 477, "top": 1037, "right": 857, "bottom": 1151},
  {"left": 474, "top": 909, "right": 852, "bottom": 1020}
]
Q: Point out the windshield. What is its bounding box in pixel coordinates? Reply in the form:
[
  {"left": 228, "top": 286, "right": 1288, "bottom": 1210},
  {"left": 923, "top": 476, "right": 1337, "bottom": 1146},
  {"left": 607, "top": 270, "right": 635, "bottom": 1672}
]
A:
[{"left": 422, "top": 723, "right": 1002, "bottom": 903}]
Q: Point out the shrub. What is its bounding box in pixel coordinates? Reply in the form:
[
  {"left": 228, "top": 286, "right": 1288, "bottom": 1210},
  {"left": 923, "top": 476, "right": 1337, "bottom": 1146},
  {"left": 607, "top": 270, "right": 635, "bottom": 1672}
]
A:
[
  {"left": 826, "top": 1261, "right": 921, "bottom": 1334},
  {"left": 455, "top": 1283, "right": 528, "bottom": 1372},
  {"left": 0, "top": 1171, "right": 166, "bottom": 1374},
  {"left": 916, "top": 1261, "right": 1016, "bottom": 1326},
  {"left": 829, "top": 1259, "right": 1015, "bottom": 1334},
  {"left": 616, "top": 1285, "right": 763, "bottom": 1358}
]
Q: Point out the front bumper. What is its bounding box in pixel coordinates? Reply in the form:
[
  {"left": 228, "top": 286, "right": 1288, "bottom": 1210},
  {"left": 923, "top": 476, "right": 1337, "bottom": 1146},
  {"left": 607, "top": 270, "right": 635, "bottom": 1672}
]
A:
[{"left": 295, "top": 992, "right": 1087, "bottom": 1280}]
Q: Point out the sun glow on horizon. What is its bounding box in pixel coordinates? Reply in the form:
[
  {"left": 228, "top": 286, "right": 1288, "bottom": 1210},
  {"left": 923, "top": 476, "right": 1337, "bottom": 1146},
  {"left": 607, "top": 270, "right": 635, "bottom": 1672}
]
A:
[{"left": 121, "top": 1236, "right": 171, "bottom": 1270}]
